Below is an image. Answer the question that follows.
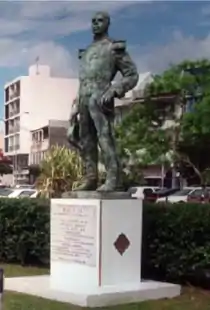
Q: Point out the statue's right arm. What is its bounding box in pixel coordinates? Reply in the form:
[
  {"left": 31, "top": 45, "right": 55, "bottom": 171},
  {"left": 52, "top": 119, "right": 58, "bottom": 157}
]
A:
[
  {"left": 69, "top": 48, "right": 85, "bottom": 121},
  {"left": 69, "top": 97, "right": 79, "bottom": 121}
]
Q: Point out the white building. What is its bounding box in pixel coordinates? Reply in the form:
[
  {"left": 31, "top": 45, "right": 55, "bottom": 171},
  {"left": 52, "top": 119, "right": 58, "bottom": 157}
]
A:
[
  {"left": 29, "top": 119, "right": 69, "bottom": 166},
  {"left": 4, "top": 64, "right": 79, "bottom": 183}
]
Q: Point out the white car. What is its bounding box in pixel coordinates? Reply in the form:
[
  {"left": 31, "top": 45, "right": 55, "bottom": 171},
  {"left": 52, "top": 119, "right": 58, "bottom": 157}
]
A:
[
  {"left": 15, "top": 184, "right": 35, "bottom": 189},
  {"left": 128, "top": 186, "right": 160, "bottom": 199},
  {"left": 0, "top": 188, "right": 38, "bottom": 198},
  {"left": 156, "top": 187, "right": 199, "bottom": 203}
]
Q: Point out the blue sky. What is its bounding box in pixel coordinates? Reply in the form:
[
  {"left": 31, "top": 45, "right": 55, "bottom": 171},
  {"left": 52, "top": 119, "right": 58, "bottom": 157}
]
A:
[{"left": 1, "top": 1, "right": 210, "bottom": 116}]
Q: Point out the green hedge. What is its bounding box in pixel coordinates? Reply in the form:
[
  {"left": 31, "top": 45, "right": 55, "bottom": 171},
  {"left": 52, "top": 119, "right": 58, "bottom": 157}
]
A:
[
  {"left": 0, "top": 198, "right": 50, "bottom": 266},
  {"left": 1, "top": 198, "right": 210, "bottom": 287},
  {"left": 142, "top": 202, "right": 210, "bottom": 286}
]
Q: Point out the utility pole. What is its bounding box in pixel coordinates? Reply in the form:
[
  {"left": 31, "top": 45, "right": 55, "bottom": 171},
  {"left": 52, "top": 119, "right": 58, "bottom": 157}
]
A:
[
  {"left": 171, "top": 70, "right": 185, "bottom": 188},
  {"left": 35, "top": 56, "right": 40, "bottom": 75},
  {"left": 0, "top": 268, "right": 4, "bottom": 310}
]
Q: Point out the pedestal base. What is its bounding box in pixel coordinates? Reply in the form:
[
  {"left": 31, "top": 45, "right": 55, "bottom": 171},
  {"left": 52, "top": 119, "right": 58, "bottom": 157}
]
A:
[
  {"left": 61, "top": 190, "right": 131, "bottom": 199},
  {"left": 5, "top": 275, "right": 181, "bottom": 307}
]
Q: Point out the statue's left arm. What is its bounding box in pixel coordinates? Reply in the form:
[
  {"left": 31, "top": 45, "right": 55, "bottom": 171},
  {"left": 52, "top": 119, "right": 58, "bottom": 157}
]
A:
[{"left": 111, "top": 40, "right": 139, "bottom": 98}]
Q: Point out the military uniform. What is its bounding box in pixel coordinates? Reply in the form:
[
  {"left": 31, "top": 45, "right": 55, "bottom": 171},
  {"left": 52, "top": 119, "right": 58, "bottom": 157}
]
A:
[{"left": 70, "top": 37, "right": 138, "bottom": 191}]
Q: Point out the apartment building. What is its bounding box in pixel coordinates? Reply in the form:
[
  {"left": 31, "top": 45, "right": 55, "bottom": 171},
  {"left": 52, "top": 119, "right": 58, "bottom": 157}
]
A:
[
  {"left": 4, "top": 64, "right": 79, "bottom": 184},
  {"left": 29, "top": 119, "right": 69, "bottom": 167}
]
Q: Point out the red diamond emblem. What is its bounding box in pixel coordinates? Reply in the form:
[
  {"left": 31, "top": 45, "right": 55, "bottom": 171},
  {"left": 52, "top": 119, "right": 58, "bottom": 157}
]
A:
[{"left": 114, "top": 233, "right": 130, "bottom": 255}]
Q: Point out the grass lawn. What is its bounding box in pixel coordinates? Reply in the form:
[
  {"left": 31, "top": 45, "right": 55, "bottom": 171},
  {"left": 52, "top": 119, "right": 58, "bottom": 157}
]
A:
[{"left": 2, "top": 263, "right": 210, "bottom": 310}]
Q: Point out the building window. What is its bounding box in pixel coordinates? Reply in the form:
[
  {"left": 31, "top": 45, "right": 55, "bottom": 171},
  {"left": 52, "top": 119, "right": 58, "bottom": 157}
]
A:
[
  {"left": 5, "top": 105, "right": 9, "bottom": 119},
  {"left": 32, "top": 130, "right": 43, "bottom": 143},
  {"left": 185, "top": 97, "right": 195, "bottom": 113},
  {"left": 4, "top": 138, "right": 8, "bottom": 153},
  {"left": 43, "top": 127, "right": 49, "bottom": 139},
  {"left": 14, "top": 117, "right": 20, "bottom": 132},
  {"left": 5, "top": 87, "right": 9, "bottom": 102},
  {"left": 8, "top": 136, "right": 14, "bottom": 151},
  {"left": 14, "top": 134, "right": 20, "bottom": 150},
  {"left": 5, "top": 121, "right": 9, "bottom": 135}
]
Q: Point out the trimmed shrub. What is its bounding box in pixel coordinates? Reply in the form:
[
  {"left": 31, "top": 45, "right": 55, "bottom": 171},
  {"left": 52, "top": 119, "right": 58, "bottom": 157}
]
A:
[
  {"left": 0, "top": 198, "right": 50, "bottom": 266},
  {"left": 142, "top": 202, "right": 210, "bottom": 287}
]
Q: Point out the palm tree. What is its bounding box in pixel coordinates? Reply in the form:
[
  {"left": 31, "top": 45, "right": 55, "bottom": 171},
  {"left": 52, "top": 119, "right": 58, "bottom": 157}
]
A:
[{"left": 36, "top": 145, "right": 82, "bottom": 198}]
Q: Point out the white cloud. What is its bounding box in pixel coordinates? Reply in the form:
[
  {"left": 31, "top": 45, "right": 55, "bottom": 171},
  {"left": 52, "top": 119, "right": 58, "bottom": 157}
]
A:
[
  {"left": 201, "top": 4, "right": 210, "bottom": 16},
  {"left": 2, "top": 30, "right": 210, "bottom": 80},
  {"left": 0, "top": 1, "right": 135, "bottom": 38},
  {"left": 134, "top": 31, "right": 210, "bottom": 73},
  {"left": 0, "top": 1, "right": 137, "bottom": 77},
  {"left": 0, "top": 2, "right": 209, "bottom": 79},
  {"left": 0, "top": 38, "right": 77, "bottom": 77}
]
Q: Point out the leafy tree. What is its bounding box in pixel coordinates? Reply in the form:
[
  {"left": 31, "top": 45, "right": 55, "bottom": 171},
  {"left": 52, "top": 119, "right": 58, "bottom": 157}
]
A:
[
  {"left": 116, "top": 58, "right": 210, "bottom": 185},
  {"left": 115, "top": 99, "right": 172, "bottom": 184},
  {"left": 178, "top": 95, "right": 210, "bottom": 184}
]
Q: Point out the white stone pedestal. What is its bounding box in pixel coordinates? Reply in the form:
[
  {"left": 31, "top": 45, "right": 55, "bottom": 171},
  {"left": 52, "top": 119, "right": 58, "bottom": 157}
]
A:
[
  {"left": 50, "top": 198, "right": 142, "bottom": 292},
  {"left": 49, "top": 197, "right": 180, "bottom": 306},
  {"left": 5, "top": 197, "right": 181, "bottom": 307}
]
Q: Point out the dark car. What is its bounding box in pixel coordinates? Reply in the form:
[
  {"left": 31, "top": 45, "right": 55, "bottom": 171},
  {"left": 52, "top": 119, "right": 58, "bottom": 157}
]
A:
[{"left": 145, "top": 188, "right": 180, "bottom": 203}]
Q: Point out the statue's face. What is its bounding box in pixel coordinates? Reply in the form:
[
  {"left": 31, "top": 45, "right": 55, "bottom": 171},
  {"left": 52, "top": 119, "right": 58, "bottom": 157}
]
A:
[{"left": 92, "top": 13, "right": 109, "bottom": 35}]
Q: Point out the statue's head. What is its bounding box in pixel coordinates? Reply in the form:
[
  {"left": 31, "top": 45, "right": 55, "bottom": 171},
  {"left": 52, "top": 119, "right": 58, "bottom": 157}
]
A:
[{"left": 91, "top": 11, "right": 110, "bottom": 36}]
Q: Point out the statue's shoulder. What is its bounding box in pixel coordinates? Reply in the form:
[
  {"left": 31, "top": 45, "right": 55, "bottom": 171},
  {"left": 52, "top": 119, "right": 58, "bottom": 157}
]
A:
[{"left": 111, "top": 39, "right": 126, "bottom": 51}]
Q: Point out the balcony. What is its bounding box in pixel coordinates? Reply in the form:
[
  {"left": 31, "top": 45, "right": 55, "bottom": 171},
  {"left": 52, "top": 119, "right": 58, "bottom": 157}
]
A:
[
  {"left": 8, "top": 110, "right": 19, "bottom": 118},
  {"left": 29, "top": 150, "right": 46, "bottom": 166},
  {"left": 14, "top": 144, "right": 20, "bottom": 150},
  {"left": 8, "top": 126, "right": 20, "bottom": 135},
  {"left": 30, "top": 139, "right": 49, "bottom": 152},
  {"left": 8, "top": 144, "right": 20, "bottom": 152},
  {"left": 5, "top": 81, "right": 20, "bottom": 103}
]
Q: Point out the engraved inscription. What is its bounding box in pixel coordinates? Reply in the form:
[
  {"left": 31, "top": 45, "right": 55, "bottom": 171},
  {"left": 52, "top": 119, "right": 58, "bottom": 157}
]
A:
[{"left": 51, "top": 204, "right": 97, "bottom": 267}]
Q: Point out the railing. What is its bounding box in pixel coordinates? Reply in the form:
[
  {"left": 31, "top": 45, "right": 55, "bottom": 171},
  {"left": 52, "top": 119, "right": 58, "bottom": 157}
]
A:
[
  {"left": 8, "top": 127, "right": 20, "bottom": 134},
  {"left": 8, "top": 110, "right": 20, "bottom": 118},
  {"left": 8, "top": 144, "right": 20, "bottom": 152},
  {"left": 30, "top": 139, "right": 49, "bottom": 151}
]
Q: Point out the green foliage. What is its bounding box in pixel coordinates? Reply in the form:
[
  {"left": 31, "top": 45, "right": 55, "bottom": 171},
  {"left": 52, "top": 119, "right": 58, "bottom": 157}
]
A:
[
  {"left": 116, "top": 102, "right": 171, "bottom": 169},
  {"left": 117, "top": 58, "right": 210, "bottom": 184},
  {"left": 0, "top": 198, "right": 50, "bottom": 266},
  {"left": 36, "top": 145, "right": 83, "bottom": 198},
  {"left": 146, "top": 59, "right": 210, "bottom": 95},
  {"left": 143, "top": 202, "right": 210, "bottom": 283}
]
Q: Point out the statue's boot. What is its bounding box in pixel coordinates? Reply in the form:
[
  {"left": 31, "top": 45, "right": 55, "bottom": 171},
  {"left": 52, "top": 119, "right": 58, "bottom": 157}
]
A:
[
  {"left": 73, "top": 177, "right": 98, "bottom": 191},
  {"left": 97, "top": 171, "right": 119, "bottom": 192}
]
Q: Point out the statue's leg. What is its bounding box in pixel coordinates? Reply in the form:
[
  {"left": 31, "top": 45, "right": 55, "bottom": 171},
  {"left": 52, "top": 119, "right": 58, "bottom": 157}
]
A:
[
  {"left": 89, "top": 102, "right": 120, "bottom": 192},
  {"left": 74, "top": 97, "right": 98, "bottom": 191}
]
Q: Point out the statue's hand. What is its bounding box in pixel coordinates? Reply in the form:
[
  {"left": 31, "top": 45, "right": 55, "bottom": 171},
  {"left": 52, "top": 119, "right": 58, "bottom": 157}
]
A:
[{"left": 100, "top": 88, "right": 116, "bottom": 107}]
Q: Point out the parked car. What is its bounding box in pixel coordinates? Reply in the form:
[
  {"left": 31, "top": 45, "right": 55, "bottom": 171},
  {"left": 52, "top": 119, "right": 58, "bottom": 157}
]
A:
[
  {"left": 15, "top": 184, "right": 35, "bottom": 189},
  {"left": 156, "top": 187, "right": 198, "bottom": 203},
  {"left": 148, "top": 188, "right": 180, "bottom": 203},
  {"left": 128, "top": 186, "right": 160, "bottom": 199},
  {"left": 187, "top": 187, "right": 210, "bottom": 203},
  {"left": 0, "top": 188, "right": 38, "bottom": 198}
]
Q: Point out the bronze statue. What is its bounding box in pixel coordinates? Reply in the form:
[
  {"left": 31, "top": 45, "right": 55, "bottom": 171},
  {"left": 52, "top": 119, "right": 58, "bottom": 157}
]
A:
[{"left": 67, "top": 11, "right": 138, "bottom": 192}]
